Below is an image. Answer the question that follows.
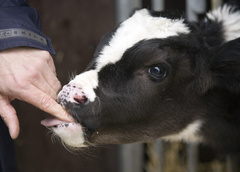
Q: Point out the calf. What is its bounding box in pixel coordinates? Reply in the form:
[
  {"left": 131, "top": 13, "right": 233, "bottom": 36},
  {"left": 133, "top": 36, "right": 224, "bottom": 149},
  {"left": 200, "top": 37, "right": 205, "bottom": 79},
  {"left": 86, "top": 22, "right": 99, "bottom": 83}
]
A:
[{"left": 42, "top": 4, "right": 240, "bottom": 156}]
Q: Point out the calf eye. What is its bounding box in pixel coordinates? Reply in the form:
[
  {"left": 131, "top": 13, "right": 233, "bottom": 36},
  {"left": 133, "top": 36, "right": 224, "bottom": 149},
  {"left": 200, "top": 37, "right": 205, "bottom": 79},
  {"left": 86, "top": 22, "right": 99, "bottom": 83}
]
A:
[{"left": 148, "top": 65, "right": 168, "bottom": 81}]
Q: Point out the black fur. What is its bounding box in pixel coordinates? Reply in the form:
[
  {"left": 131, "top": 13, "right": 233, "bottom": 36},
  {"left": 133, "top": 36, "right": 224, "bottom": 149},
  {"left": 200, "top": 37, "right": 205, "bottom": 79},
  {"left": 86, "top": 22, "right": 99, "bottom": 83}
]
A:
[{"left": 59, "top": 4, "right": 240, "bottom": 156}]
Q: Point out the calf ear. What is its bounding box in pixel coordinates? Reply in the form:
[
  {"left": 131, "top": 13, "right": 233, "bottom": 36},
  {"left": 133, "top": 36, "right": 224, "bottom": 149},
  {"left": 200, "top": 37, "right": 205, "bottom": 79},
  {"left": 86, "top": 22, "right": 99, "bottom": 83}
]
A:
[{"left": 210, "top": 38, "right": 240, "bottom": 93}]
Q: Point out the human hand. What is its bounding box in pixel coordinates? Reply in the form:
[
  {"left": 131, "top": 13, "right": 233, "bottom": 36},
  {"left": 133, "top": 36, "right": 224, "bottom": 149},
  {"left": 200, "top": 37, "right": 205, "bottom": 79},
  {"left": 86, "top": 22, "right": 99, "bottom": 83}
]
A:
[{"left": 0, "top": 48, "right": 71, "bottom": 139}]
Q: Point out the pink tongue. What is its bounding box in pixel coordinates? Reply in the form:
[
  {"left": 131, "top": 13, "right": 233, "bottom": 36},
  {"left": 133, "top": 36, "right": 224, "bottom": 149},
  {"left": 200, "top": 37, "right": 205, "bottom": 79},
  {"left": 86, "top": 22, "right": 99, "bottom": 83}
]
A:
[{"left": 41, "top": 117, "right": 68, "bottom": 127}]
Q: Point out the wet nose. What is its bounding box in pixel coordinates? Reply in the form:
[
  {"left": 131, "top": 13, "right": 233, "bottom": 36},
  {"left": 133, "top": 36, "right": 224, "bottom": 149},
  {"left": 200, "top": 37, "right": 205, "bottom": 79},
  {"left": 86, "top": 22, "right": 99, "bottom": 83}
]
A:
[
  {"left": 73, "top": 94, "right": 89, "bottom": 105},
  {"left": 57, "top": 83, "right": 89, "bottom": 106}
]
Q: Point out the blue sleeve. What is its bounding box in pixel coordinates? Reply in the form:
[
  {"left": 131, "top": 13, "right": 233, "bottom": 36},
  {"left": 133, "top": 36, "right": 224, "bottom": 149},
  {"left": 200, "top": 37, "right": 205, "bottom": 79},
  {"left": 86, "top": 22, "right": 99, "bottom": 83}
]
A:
[{"left": 0, "top": 0, "right": 55, "bottom": 54}]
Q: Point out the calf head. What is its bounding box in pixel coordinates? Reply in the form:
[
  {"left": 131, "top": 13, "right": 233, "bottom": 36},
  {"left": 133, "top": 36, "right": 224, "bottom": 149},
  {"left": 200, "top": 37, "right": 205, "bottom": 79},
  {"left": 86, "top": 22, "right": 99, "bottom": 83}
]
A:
[{"left": 42, "top": 6, "right": 240, "bottom": 151}]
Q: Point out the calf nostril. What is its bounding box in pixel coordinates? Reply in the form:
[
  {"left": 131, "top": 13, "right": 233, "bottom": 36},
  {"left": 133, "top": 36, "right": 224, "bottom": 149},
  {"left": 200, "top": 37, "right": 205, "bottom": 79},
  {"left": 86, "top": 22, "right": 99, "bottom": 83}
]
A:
[{"left": 73, "top": 95, "right": 89, "bottom": 105}]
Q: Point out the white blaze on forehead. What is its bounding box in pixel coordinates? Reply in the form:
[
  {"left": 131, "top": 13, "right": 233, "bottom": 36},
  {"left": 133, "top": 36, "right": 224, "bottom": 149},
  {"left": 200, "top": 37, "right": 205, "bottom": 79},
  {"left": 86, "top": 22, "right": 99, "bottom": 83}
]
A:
[
  {"left": 95, "top": 8, "right": 190, "bottom": 71},
  {"left": 70, "top": 9, "right": 190, "bottom": 102}
]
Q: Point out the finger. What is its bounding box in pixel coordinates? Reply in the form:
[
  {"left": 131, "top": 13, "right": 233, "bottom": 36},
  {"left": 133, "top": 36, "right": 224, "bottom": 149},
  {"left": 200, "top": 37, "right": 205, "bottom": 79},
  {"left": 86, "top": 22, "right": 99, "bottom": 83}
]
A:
[
  {"left": 31, "top": 71, "right": 58, "bottom": 99},
  {"left": 0, "top": 95, "right": 19, "bottom": 139},
  {"left": 30, "top": 56, "right": 61, "bottom": 97},
  {"left": 48, "top": 57, "right": 57, "bottom": 75},
  {"left": 42, "top": 51, "right": 57, "bottom": 75},
  {"left": 41, "top": 63, "right": 62, "bottom": 94},
  {"left": 19, "top": 85, "right": 72, "bottom": 122},
  {"left": 28, "top": 49, "right": 56, "bottom": 74}
]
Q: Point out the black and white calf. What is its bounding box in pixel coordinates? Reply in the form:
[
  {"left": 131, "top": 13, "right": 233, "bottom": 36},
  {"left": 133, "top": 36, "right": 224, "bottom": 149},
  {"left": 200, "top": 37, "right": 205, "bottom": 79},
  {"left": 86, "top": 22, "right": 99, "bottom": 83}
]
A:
[{"left": 42, "top": 4, "right": 240, "bottom": 155}]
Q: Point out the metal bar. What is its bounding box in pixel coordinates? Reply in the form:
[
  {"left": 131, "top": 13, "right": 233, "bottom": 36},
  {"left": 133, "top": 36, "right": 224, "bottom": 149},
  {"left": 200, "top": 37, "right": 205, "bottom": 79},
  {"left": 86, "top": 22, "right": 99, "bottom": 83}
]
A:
[
  {"left": 115, "top": 1, "right": 143, "bottom": 172},
  {"left": 186, "top": 0, "right": 207, "bottom": 21},
  {"left": 115, "top": 0, "right": 141, "bottom": 24},
  {"left": 187, "top": 143, "right": 198, "bottom": 172},
  {"left": 211, "top": 0, "right": 223, "bottom": 10},
  {"left": 154, "top": 139, "right": 164, "bottom": 172},
  {"left": 151, "top": 0, "right": 165, "bottom": 11},
  {"left": 119, "top": 143, "right": 144, "bottom": 172}
]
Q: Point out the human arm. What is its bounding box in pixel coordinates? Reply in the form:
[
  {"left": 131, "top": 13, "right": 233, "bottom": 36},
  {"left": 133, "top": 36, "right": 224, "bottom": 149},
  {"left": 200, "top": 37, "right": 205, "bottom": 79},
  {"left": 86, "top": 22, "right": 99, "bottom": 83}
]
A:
[{"left": 0, "top": 1, "right": 71, "bottom": 139}]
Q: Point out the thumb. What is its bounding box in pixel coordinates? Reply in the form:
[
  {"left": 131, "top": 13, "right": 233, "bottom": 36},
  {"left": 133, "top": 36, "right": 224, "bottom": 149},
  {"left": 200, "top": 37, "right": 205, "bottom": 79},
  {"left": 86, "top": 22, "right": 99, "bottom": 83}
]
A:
[{"left": 0, "top": 95, "right": 19, "bottom": 139}]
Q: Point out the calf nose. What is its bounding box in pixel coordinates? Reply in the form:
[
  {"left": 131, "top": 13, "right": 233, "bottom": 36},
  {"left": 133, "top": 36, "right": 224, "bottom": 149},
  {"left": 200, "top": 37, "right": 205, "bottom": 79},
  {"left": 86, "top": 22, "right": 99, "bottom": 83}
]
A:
[
  {"left": 58, "top": 83, "right": 89, "bottom": 106},
  {"left": 73, "top": 94, "right": 89, "bottom": 105}
]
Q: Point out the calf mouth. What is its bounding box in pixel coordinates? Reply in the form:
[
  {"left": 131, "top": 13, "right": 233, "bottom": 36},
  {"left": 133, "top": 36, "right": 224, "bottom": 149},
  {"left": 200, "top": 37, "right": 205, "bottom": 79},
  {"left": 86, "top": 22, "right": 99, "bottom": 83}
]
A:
[
  {"left": 41, "top": 114, "right": 88, "bottom": 148},
  {"left": 41, "top": 116, "right": 77, "bottom": 128}
]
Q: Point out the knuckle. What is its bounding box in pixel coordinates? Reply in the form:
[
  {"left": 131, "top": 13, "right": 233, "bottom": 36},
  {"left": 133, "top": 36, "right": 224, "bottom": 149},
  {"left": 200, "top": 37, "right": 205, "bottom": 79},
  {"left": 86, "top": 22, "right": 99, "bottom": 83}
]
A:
[
  {"left": 30, "top": 70, "right": 40, "bottom": 79},
  {"left": 55, "top": 80, "right": 62, "bottom": 91},
  {"left": 26, "top": 63, "right": 43, "bottom": 78},
  {"left": 40, "top": 50, "right": 50, "bottom": 56},
  {"left": 40, "top": 51, "right": 51, "bottom": 61},
  {"left": 34, "top": 58, "right": 45, "bottom": 68},
  {"left": 22, "top": 71, "right": 40, "bottom": 84},
  {"left": 40, "top": 96, "right": 54, "bottom": 110}
]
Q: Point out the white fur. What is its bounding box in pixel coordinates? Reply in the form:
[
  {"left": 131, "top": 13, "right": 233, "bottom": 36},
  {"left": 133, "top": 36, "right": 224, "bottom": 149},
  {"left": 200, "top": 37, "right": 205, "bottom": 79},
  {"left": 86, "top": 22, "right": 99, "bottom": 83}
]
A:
[
  {"left": 70, "top": 6, "right": 240, "bottom": 103},
  {"left": 206, "top": 4, "right": 240, "bottom": 42},
  {"left": 163, "top": 120, "right": 203, "bottom": 143},
  {"left": 52, "top": 123, "right": 85, "bottom": 148},
  {"left": 58, "top": 10, "right": 204, "bottom": 147},
  {"left": 70, "top": 70, "right": 98, "bottom": 102},
  {"left": 71, "top": 9, "right": 190, "bottom": 102},
  {"left": 95, "top": 9, "right": 190, "bottom": 71}
]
